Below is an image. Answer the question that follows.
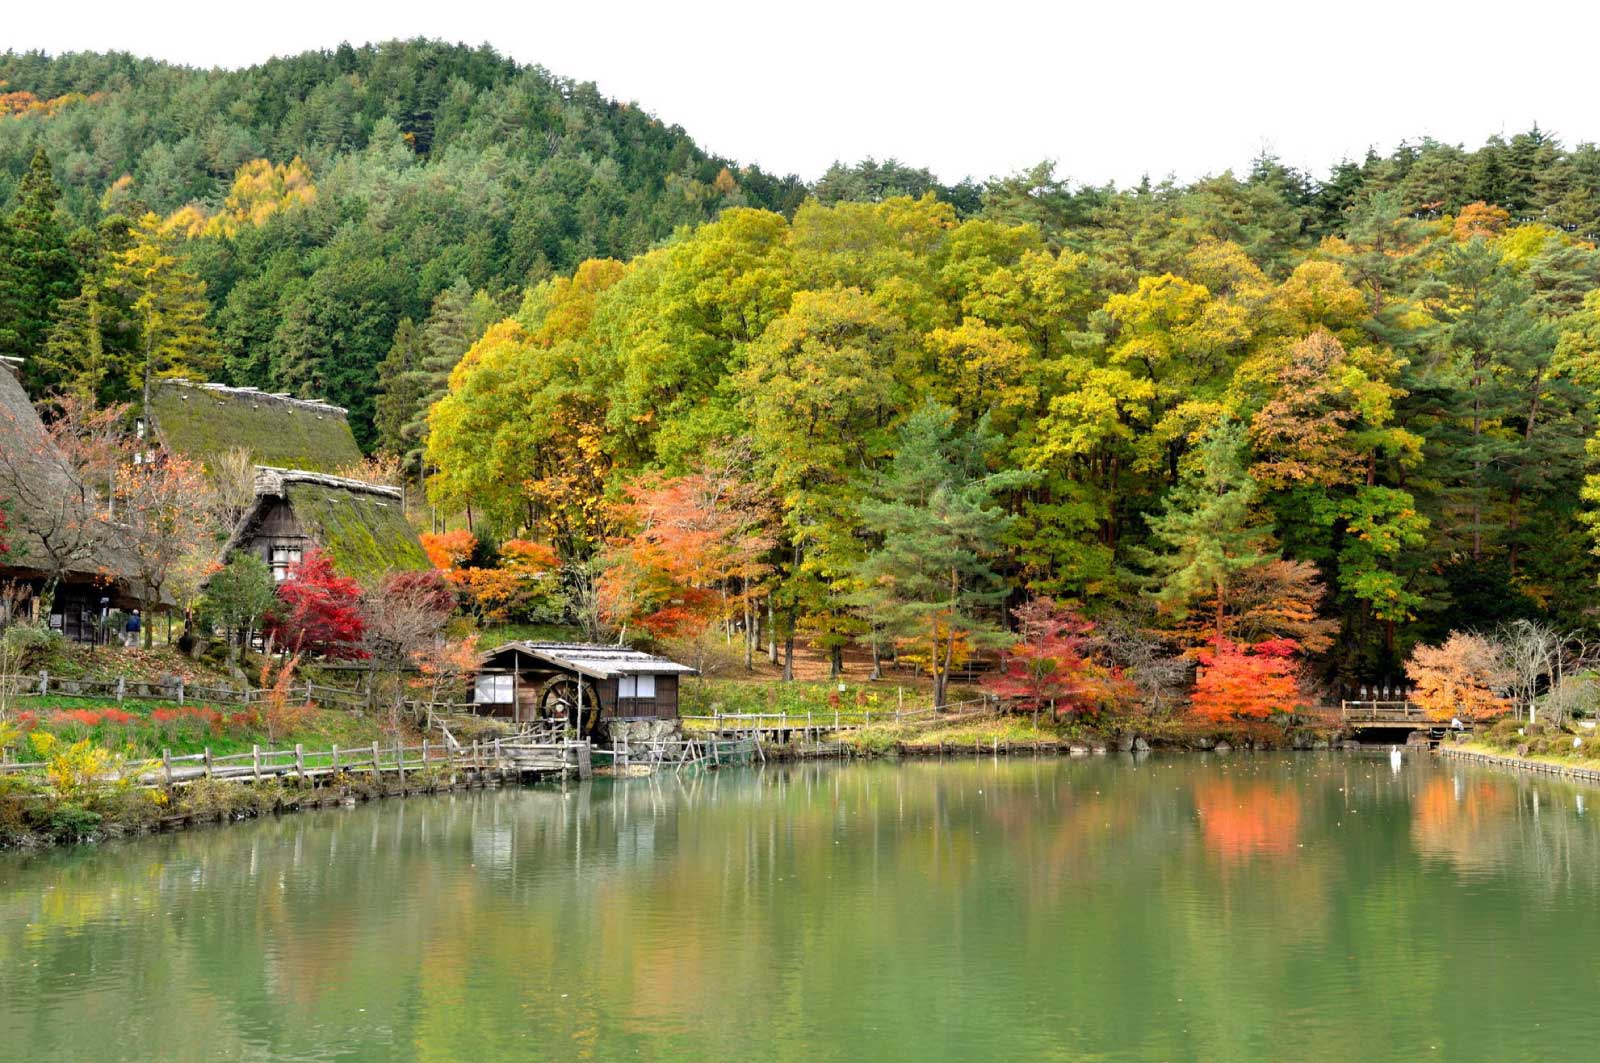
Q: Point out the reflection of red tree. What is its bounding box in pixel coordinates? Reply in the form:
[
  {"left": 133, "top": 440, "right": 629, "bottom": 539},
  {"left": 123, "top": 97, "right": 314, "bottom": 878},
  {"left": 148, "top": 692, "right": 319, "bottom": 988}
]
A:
[{"left": 1194, "top": 779, "right": 1302, "bottom": 861}]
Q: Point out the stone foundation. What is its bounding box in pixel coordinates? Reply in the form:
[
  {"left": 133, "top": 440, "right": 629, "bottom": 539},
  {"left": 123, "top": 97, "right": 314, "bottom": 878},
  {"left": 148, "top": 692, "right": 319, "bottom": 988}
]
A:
[{"left": 603, "top": 718, "right": 683, "bottom": 748}]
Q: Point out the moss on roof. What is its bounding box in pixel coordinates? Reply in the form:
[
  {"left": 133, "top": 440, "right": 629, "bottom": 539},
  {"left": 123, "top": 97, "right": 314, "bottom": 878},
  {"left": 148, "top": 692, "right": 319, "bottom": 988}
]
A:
[
  {"left": 150, "top": 382, "right": 363, "bottom": 473},
  {"left": 283, "top": 481, "right": 429, "bottom": 581}
]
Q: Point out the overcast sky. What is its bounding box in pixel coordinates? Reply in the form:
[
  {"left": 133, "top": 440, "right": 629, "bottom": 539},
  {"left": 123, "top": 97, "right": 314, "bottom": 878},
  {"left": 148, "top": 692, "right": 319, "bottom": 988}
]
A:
[{"left": 7, "top": 0, "right": 1596, "bottom": 187}]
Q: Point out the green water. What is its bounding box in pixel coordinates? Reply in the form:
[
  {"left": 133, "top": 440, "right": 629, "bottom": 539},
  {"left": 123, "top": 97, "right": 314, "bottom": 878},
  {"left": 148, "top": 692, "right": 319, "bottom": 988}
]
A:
[{"left": 3, "top": 754, "right": 1599, "bottom": 1062}]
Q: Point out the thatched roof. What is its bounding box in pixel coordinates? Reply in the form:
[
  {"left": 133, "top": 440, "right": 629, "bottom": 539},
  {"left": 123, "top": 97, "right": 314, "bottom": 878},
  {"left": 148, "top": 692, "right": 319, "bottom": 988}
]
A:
[
  {"left": 230, "top": 467, "right": 429, "bottom": 582},
  {"left": 0, "top": 360, "right": 144, "bottom": 597},
  {"left": 149, "top": 380, "right": 363, "bottom": 473}
]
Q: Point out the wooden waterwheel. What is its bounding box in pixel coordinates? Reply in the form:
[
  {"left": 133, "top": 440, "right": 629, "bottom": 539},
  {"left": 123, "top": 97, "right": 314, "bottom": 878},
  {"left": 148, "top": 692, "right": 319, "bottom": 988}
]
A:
[{"left": 537, "top": 674, "right": 602, "bottom": 737}]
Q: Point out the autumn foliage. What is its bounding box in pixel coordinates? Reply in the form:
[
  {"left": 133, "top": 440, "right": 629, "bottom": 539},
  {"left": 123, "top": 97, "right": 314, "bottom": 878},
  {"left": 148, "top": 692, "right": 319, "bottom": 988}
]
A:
[
  {"left": 984, "top": 597, "right": 1131, "bottom": 721},
  {"left": 599, "top": 468, "right": 774, "bottom": 639},
  {"left": 1404, "top": 632, "right": 1513, "bottom": 722},
  {"left": 1189, "top": 638, "right": 1308, "bottom": 722},
  {"left": 263, "top": 550, "right": 366, "bottom": 659}
]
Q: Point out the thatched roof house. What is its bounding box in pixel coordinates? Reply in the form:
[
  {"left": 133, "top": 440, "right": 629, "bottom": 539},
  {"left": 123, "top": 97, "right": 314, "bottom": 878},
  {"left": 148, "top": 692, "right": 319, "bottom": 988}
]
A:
[
  {"left": 222, "top": 467, "right": 428, "bottom": 584},
  {"left": 0, "top": 358, "right": 149, "bottom": 640},
  {"left": 147, "top": 380, "right": 363, "bottom": 474},
  {"left": 148, "top": 380, "right": 427, "bottom": 584}
]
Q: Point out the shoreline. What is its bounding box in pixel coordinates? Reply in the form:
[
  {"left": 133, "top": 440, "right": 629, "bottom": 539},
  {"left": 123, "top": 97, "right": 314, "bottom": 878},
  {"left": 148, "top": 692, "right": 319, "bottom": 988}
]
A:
[{"left": 1436, "top": 743, "right": 1600, "bottom": 784}]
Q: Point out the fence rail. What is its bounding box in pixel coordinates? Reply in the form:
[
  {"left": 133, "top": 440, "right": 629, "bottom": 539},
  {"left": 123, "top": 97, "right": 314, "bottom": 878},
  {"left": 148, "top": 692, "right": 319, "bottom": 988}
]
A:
[
  {"left": 0, "top": 735, "right": 590, "bottom": 787},
  {"left": 681, "top": 694, "right": 995, "bottom": 735},
  {"left": 0, "top": 671, "right": 368, "bottom": 710}
]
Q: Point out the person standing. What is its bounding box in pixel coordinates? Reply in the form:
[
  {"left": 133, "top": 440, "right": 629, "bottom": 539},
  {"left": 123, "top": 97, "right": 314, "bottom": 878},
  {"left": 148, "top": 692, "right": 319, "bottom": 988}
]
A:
[{"left": 123, "top": 609, "right": 141, "bottom": 648}]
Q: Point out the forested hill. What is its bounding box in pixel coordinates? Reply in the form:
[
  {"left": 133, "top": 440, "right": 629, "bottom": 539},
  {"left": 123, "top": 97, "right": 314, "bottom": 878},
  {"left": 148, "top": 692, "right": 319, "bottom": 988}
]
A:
[{"left": 0, "top": 40, "right": 807, "bottom": 441}]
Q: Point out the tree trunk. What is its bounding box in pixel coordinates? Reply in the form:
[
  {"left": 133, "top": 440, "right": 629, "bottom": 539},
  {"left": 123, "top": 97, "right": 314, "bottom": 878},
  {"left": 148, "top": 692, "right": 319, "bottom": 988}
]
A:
[{"left": 783, "top": 633, "right": 795, "bottom": 682}]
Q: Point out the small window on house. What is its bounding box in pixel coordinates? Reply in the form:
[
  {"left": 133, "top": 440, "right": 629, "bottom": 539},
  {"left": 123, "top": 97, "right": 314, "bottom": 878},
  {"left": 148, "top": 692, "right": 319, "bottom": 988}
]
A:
[
  {"left": 618, "top": 675, "right": 657, "bottom": 699},
  {"left": 474, "top": 674, "right": 514, "bottom": 705},
  {"left": 269, "top": 545, "right": 303, "bottom": 583}
]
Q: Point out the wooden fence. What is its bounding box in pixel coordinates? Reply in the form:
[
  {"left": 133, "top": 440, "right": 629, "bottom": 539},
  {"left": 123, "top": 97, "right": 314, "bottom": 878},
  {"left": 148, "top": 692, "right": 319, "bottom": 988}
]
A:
[
  {"left": 0, "top": 671, "right": 368, "bottom": 710},
  {"left": 0, "top": 735, "right": 590, "bottom": 787},
  {"left": 682, "top": 694, "right": 995, "bottom": 735}
]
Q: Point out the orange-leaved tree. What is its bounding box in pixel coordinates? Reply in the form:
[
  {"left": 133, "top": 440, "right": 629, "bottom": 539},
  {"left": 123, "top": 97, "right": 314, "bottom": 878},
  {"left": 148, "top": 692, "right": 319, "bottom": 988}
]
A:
[
  {"left": 1189, "top": 638, "right": 1308, "bottom": 723},
  {"left": 1404, "top": 631, "right": 1512, "bottom": 722},
  {"left": 984, "top": 597, "right": 1128, "bottom": 726},
  {"left": 599, "top": 467, "right": 774, "bottom": 651}
]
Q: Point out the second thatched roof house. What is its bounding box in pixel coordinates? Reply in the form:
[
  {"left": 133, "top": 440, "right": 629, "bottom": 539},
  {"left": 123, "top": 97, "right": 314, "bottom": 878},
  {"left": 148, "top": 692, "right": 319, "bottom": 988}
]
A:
[
  {"left": 148, "top": 380, "right": 428, "bottom": 583},
  {"left": 222, "top": 468, "right": 428, "bottom": 583}
]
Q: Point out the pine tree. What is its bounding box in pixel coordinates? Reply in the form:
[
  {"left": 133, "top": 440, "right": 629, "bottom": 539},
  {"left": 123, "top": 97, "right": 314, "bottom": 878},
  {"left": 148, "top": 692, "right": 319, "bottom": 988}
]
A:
[
  {"left": 401, "top": 279, "right": 497, "bottom": 456},
  {"left": 1142, "top": 420, "right": 1274, "bottom": 643},
  {"left": 0, "top": 148, "right": 79, "bottom": 381},
  {"left": 854, "top": 402, "right": 1026, "bottom": 708},
  {"left": 375, "top": 317, "right": 426, "bottom": 457}
]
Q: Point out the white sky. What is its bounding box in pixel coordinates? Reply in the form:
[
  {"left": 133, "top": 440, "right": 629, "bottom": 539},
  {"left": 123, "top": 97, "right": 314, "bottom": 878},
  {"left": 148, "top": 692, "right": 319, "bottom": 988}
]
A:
[{"left": 6, "top": 0, "right": 1596, "bottom": 187}]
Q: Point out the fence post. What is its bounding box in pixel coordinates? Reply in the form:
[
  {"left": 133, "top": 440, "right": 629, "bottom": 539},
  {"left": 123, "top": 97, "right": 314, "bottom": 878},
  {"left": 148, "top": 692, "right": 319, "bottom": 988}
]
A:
[
  {"left": 897, "top": 686, "right": 903, "bottom": 722},
  {"left": 177, "top": 679, "right": 184, "bottom": 706},
  {"left": 252, "top": 744, "right": 261, "bottom": 782},
  {"left": 162, "top": 748, "right": 172, "bottom": 787},
  {"left": 332, "top": 744, "right": 340, "bottom": 771},
  {"left": 372, "top": 740, "right": 381, "bottom": 777},
  {"left": 116, "top": 675, "right": 125, "bottom": 704},
  {"left": 395, "top": 741, "right": 405, "bottom": 783},
  {"left": 203, "top": 747, "right": 213, "bottom": 780},
  {"left": 294, "top": 743, "right": 305, "bottom": 779},
  {"left": 422, "top": 738, "right": 430, "bottom": 768},
  {"left": 38, "top": 669, "right": 47, "bottom": 696}
]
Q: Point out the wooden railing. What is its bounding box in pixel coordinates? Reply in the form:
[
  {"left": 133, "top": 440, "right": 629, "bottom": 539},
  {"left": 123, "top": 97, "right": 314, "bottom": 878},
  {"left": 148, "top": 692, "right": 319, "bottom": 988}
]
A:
[
  {"left": 681, "top": 694, "right": 994, "bottom": 734},
  {"left": 1340, "top": 700, "right": 1429, "bottom": 724},
  {"left": 0, "top": 736, "right": 591, "bottom": 787},
  {"left": 0, "top": 671, "right": 367, "bottom": 710}
]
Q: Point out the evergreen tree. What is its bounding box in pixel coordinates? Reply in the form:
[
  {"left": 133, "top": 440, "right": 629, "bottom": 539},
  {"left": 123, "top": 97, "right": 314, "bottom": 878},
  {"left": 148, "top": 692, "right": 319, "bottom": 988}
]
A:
[
  {"left": 1142, "top": 420, "right": 1275, "bottom": 643},
  {"left": 401, "top": 278, "right": 497, "bottom": 453},
  {"left": 375, "top": 316, "right": 426, "bottom": 458},
  {"left": 854, "top": 402, "right": 1026, "bottom": 708},
  {"left": 0, "top": 148, "right": 79, "bottom": 384}
]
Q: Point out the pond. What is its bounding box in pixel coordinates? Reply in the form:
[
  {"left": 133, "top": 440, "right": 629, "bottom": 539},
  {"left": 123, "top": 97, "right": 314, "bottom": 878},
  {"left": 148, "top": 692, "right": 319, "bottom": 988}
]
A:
[{"left": 3, "top": 753, "right": 1598, "bottom": 1062}]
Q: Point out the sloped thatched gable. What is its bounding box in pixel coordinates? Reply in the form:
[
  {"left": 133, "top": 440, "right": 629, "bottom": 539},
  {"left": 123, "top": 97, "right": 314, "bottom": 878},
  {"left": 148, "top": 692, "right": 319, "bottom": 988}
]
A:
[
  {"left": 224, "top": 468, "right": 428, "bottom": 584},
  {"left": 0, "top": 359, "right": 150, "bottom": 636},
  {"left": 149, "top": 381, "right": 363, "bottom": 473}
]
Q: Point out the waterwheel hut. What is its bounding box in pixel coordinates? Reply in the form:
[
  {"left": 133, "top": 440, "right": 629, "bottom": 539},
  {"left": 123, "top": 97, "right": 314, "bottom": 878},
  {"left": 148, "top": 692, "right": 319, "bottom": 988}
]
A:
[{"left": 472, "top": 641, "right": 696, "bottom": 739}]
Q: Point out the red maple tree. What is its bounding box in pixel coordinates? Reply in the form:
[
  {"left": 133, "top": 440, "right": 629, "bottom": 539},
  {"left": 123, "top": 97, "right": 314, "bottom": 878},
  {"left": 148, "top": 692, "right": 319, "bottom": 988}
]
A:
[
  {"left": 1189, "top": 637, "right": 1307, "bottom": 723},
  {"left": 264, "top": 550, "right": 367, "bottom": 659},
  {"left": 985, "top": 597, "right": 1129, "bottom": 725}
]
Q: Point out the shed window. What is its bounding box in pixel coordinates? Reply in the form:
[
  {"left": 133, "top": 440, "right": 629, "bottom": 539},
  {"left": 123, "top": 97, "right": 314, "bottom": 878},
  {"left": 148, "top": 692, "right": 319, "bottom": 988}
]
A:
[
  {"left": 475, "top": 674, "right": 514, "bottom": 705},
  {"left": 269, "top": 545, "right": 302, "bottom": 583},
  {"left": 618, "top": 674, "right": 656, "bottom": 699}
]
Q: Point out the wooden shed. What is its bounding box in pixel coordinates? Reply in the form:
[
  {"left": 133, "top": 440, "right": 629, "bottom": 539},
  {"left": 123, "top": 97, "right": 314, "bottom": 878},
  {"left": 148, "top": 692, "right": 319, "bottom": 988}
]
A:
[{"left": 473, "top": 642, "right": 697, "bottom": 735}]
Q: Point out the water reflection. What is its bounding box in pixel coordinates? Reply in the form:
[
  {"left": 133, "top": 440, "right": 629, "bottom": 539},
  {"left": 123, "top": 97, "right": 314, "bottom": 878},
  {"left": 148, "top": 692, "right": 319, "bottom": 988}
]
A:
[{"left": 3, "top": 755, "right": 1600, "bottom": 1062}]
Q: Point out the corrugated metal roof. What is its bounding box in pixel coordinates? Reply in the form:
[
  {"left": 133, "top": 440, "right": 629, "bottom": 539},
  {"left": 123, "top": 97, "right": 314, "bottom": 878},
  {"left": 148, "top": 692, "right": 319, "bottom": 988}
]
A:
[{"left": 481, "top": 641, "right": 698, "bottom": 680}]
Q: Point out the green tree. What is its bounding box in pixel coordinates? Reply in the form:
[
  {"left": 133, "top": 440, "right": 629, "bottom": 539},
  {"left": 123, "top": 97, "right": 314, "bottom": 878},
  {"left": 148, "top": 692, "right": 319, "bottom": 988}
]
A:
[
  {"left": 200, "top": 552, "right": 279, "bottom": 666},
  {"left": 855, "top": 402, "right": 1026, "bottom": 708},
  {"left": 1141, "top": 420, "right": 1274, "bottom": 643},
  {"left": 0, "top": 148, "right": 79, "bottom": 381}
]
